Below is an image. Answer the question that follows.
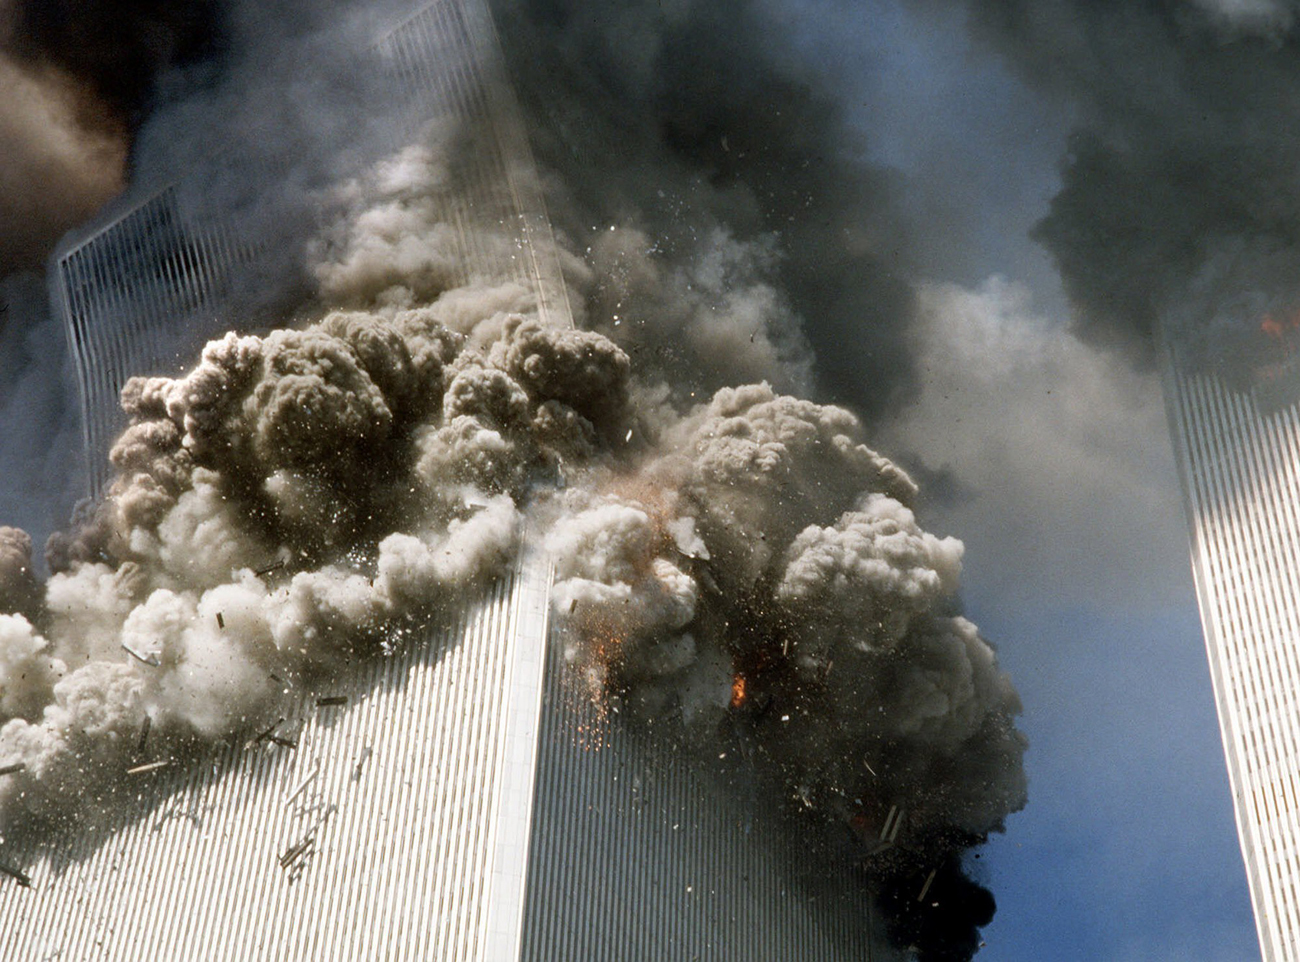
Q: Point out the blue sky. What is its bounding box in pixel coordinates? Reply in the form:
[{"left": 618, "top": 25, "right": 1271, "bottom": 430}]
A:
[{"left": 775, "top": 0, "right": 1263, "bottom": 957}]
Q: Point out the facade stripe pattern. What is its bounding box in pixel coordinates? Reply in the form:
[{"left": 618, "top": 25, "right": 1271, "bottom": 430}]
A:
[
  {"left": 0, "top": 555, "right": 547, "bottom": 961},
  {"left": 1164, "top": 353, "right": 1300, "bottom": 962},
  {"left": 518, "top": 634, "right": 890, "bottom": 962}
]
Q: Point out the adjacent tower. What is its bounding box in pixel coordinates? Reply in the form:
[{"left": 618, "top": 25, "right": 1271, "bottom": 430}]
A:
[{"left": 1162, "top": 343, "right": 1300, "bottom": 961}]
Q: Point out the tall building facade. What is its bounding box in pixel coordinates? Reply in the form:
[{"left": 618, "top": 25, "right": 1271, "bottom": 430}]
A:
[
  {"left": 0, "top": 551, "right": 886, "bottom": 960},
  {"left": 1163, "top": 346, "right": 1300, "bottom": 962},
  {"left": 11, "top": 0, "right": 891, "bottom": 958},
  {"left": 53, "top": 0, "right": 570, "bottom": 499}
]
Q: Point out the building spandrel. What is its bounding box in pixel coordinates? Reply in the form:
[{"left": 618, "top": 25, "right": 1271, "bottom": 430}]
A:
[{"left": 1163, "top": 340, "right": 1300, "bottom": 962}]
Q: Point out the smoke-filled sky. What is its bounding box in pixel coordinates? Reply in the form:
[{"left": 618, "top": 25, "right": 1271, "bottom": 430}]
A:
[{"left": 0, "top": 0, "right": 1274, "bottom": 958}]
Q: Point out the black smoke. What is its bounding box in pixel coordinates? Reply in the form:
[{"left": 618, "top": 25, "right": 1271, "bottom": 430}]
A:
[
  {"left": 955, "top": 0, "right": 1300, "bottom": 372},
  {"left": 492, "top": 0, "right": 922, "bottom": 419}
]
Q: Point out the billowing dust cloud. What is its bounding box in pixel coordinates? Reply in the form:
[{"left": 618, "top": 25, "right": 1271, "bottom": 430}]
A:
[
  {"left": 0, "top": 10, "right": 1026, "bottom": 960},
  {"left": 0, "top": 140, "right": 1024, "bottom": 960}
]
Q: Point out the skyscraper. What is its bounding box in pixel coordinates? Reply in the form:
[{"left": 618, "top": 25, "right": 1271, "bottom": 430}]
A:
[
  {"left": 52, "top": 0, "right": 571, "bottom": 500},
  {"left": 5, "top": 1, "right": 892, "bottom": 958},
  {"left": 1162, "top": 343, "right": 1300, "bottom": 962}
]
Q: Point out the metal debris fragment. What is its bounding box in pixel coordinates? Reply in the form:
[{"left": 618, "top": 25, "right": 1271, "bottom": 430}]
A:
[
  {"left": 0, "top": 762, "right": 25, "bottom": 777},
  {"left": 285, "top": 767, "right": 319, "bottom": 805},
  {"left": 137, "top": 716, "right": 152, "bottom": 753},
  {"left": 352, "top": 746, "right": 373, "bottom": 782},
  {"left": 278, "top": 836, "right": 314, "bottom": 870},
  {"left": 917, "top": 869, "right": 937, "bottom": 903},
  {"left": 121, "top": 643, "right": 161, "bottom": 667},
  {"left": 127, "top": 759, "right": 171, "bottom": 776},
  {"left": 216, "top": 612, "right": 225, "bottom": 629},
  {"left": 255, "top": 560, "right": 286, "bottom": 577},
  {"left": 880, "top": 805, "right": 904, "bottom": 845},
  {"left": 0, "top": 863, "right": 32, "bottom": 888},
  {"left": 255, "top": 718, "right": 286, "bottom": 743},
  {"left": 315, "top": 695, "right": 347, "bottom": 707}
]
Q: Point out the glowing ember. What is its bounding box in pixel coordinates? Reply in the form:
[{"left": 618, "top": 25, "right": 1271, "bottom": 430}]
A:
[{"left": 730, "top": 674, "right": 747, "bottom": 709}]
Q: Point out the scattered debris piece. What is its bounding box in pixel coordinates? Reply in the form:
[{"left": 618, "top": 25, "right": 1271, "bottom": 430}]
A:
[
  {"left": 285, "top": 767, "right": 319, "bottom": 805},
  {"left": 352, "top": 747, "right": 373, "bottom": 782},
  {"left": 216, "top": 612, "right": 225, "bottom": 629},
  {"left": 0, "top": 763, "right": 25, "bottom": 777},
  {"left": 252, "top": 718, "right": 299, "bottom": 749},
  {"left": 278, "top": 836, "right": 314, "bottom": 870},
  {"left": 315, "top": 695, "right": 347, "bottom": 707},
  {"left": 121, "top": 643, "right": 161, "bottom": 667},
  {"left": 0, "top": 863, "right": 32, "bottom": 888},
  {"left": 917, "top": 869, "right": 937, "bottom": 903},
  {"left": 127, "top": 760, "right": 171, "bottom": 776}
]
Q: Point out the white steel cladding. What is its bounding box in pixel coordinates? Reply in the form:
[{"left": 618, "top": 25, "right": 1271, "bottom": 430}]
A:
[
  {"left": 53, "top": 187, "right": 255, "bottom": 498},
  {"left": 520, "top": 639, "right": 892, "bottom": 962},
  {"left": 376, "top": 0, "right": 574, "bottom": 329},
  {"left": 0, "top": 552, "right": 554, "bottom": 962},
  {"left": 1163, "top": 350, "right": 1300, "bottom": 962}
]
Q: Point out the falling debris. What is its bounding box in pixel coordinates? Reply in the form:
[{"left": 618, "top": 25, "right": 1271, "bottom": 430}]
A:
[
  {"left": 216, "top": 612, "right": 225, "bottom": 630},
  {"left": 278, "top": 836, "right": 314, "bottom": 870},
  {"left": 917, "top": 869, "right": 937, "bottom": 903},
  {"left": 0, "top": 863, "right": 32, "bottom": 888},
  {"left": 137, "top": 716, "right": 152, "bottom": 753},
  {"left": 315, "top": 696, "right": 348, "bottom": 707},
  {"left": 881, "top": 806, "right": 904, "bottom": 845},
  {"left": 252, "top": 719, "right": 297, "bottom": 750},
  {"left": 285, "top": 767, "right": 318, "bottom": 805},
  {"left": 254, "top": 719, "right": 286, "bottom": 743},
  {"left": 351, "top": 747, "right": 373, "bottom": 782},
  {"left": 255, "top": 560, "right": 286, "bottom": 577},
  {"left": 126, "top": 760, "right": 171, "bottom": 776},
  {"left": 0, "top": 763, "right": 25, "bottom": 777},
  {"left": 120, "top": 643, "right": 161, "bottom": 668}
]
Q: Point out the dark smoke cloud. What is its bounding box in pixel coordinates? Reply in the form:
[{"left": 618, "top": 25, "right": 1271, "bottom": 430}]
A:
[
  {"left": 0, "top": 0, "right": 223, "bottom": 275},
  {"left": 0, "top": 56, "right": 126, "bottom": 275},
  {"left": 491, "top": 0, "right": 922, "bottom": 418},
  {"left": 953, "top": 0, "right": 1300, "bottom": 370},
  {"left": 2, "top": 1, "right": 219, "bottom": 125}
]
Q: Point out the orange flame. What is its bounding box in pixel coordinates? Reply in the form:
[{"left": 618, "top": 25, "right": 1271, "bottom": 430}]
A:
[
  {"left": 1262, "top": 309, "right": 1300, "bottom": 348},
  {"left": 730, "top": 674, "right": 747, "bottom": 708}
]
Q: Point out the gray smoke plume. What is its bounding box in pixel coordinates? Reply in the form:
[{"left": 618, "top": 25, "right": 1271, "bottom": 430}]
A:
[
  {"left": 954, "top": 0, "right": 1300, "bottom": 377},
  {"left": 491, "top": 0, "right": 922, "bottom": 418}
]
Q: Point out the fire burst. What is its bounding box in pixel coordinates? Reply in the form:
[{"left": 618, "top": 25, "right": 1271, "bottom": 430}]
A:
[{"left": 730, "top": 674, "right": 747, "bottom": 709}]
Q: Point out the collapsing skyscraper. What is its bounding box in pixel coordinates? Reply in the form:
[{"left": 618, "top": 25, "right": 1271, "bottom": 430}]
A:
[
  {"left": 0, "top": 0, "right": 892, "bottom": 958},
  {"left": 1163, "top": 335, "right": 1300, "bottom": 961}
]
